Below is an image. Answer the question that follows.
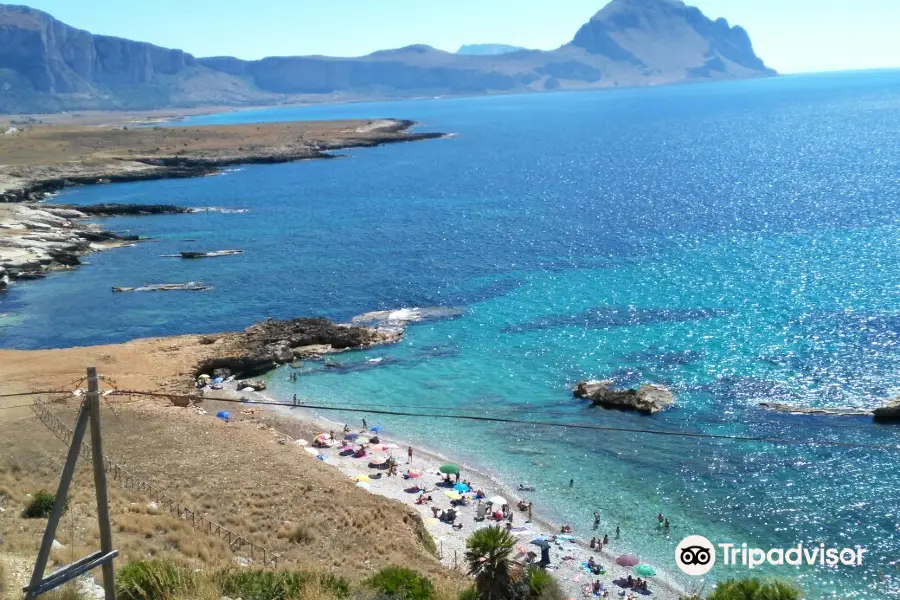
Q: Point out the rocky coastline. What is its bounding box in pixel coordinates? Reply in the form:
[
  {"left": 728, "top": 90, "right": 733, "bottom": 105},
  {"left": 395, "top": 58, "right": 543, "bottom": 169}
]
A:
[
  {"left": 0, "top": 203, "right": 139, "bottom": 288},
  {"left": 193, "top": 317, "right": 404, "bottom": 379},
  {"left": 0, "top": 119, "right": 445, "bottom": 203}
]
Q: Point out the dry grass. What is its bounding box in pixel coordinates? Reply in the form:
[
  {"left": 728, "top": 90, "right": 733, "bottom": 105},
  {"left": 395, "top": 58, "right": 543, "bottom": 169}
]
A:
[
  {"left": 0, "top": 338, "right": 462, "bottom": 590},
  {"left": 0, "top": 119, "right": 414, "bottom": 166}
]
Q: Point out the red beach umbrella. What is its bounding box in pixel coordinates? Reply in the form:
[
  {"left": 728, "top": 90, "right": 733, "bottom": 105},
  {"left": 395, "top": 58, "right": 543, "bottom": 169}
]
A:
[{"left": 616, "top": 554, "right": 639, "bottom": 567}]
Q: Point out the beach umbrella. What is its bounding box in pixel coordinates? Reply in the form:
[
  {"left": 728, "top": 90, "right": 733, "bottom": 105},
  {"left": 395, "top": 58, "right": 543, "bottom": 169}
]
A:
[
  {"left": 531, "top": 538, "right": 551, "bottom": 549},
  {"left": 369, "top": 456, "right": 388, "bottom": 466},
  {"left": 213, "top": 377, "right": 224, "bottom": 384},
  {"left": 633, "top": 564, "right": 656, "bottom": 577},
  {"left": 616, "top": 555, "right": 639, "bottom": 567},
  {"left": 488, "top": 496, "right": 507, "bottom": 506},
  {"left": 439, "top": 464, "right": 460, "bottom": 475},
  {"left": 453, "top": 483, "right": 471, "bottom": 492},
  {"left": 215, "top": 411, "right": 230, "bottom": 421},
  {"left": 355, "top": 474, "right": 371, "bottom": 482},
  {"left": 357, "top": 482, "right": 372, "bottom": 490},
  {"left": 315, "top": 433, "right": 331, "bottom": 442},
  {"left": 406, "top": 469, "right": 424, "bottom": 478},
  {"left": 369, "top": 444, "right": 388, "bottom": 452},
  {"left": 370, "top": 425, "right": 384, "bottom": 433},
  {"left": 344, "top": 432, "right": 360, "bottom": 440},
  {"left": 445, "top": 491, "right": 462, "bottom": 500},
  {"left": 198, "top": 374, "right": 211, "bottom": 380}
]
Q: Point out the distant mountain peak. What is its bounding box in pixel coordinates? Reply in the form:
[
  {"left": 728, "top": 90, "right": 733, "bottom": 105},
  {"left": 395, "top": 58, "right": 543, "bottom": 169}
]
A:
[
  {"left": 568, "top": 0, "right": 775, "bottom": 76},
  {"left": 0, "top": 0, "right": 774, "bottom": 113}
]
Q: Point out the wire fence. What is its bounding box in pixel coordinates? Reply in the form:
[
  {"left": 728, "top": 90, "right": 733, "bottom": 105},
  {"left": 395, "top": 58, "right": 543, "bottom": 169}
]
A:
[{"left": 31, "top": 396, "right": 279, "bottom": 568}]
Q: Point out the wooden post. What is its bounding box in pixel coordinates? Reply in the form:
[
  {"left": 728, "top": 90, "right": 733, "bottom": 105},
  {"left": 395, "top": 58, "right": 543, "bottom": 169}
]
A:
[
  {"left": 27, "top": 403, "right": 91, "bottom": 595},
  {"left": 24, "top": 368, "right": 118, "bottom": 600},
  {"left": 87, "top": 367, "right": 116, "bottom": 600}
]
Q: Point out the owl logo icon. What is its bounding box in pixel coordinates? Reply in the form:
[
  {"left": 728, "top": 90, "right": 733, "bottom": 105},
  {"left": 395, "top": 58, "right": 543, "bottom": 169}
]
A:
[{"left": 676, "top": 535, "right": 716, "bottom": 576}]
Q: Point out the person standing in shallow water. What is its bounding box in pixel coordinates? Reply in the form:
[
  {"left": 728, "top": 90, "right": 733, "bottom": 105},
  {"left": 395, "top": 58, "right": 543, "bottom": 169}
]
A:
[
  {"left": 569, "top": 478, "right": 574, "bottom": 488},
  {"left": 616, "top": 525, "right": 620, "bottom": 539},
  {"left": 407, "top": 446, "right": 413, "bottom": 464},
  {"left": 594, "top": 511, "right": 600, "bottom": 529},
  {"left": 362, "top": 418, "right": 367, "bottom": 431}
]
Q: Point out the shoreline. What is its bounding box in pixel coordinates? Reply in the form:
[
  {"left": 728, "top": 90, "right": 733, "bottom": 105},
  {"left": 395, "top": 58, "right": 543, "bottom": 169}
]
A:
[
  {"left": 0, "top": 118, "right": 446, "bottom": 202},
  {"left": 202, "top": 380, "right": 687, "bottom": 600}
]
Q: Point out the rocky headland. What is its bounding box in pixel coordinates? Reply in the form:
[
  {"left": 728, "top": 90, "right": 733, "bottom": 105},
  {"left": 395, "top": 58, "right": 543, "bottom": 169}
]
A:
[
  {"left": 194, "top": 317, "right": 404, "bottom": 379},
  {"left": 574, "top": 380, "right": 675, "bottom": 414},
  {"left": 0, "top": 119, "right": 445, "bottom": 203},
  {"left": 0, "top": 202, "right": 138, "bottom": 288}
]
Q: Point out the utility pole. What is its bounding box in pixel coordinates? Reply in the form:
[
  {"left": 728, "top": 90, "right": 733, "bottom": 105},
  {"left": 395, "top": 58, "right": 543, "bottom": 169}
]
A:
[{"left": 24, "top": 367, "right": 118, "bottom": 600}]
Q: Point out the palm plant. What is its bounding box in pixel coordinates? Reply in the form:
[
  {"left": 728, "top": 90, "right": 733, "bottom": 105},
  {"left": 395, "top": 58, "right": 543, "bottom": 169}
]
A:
[
  {"left": 464, "top": 526, "right": 523, "bottom": 600},
  {"left": 708, "top": 578, "right": 801, "bottom": 600}
]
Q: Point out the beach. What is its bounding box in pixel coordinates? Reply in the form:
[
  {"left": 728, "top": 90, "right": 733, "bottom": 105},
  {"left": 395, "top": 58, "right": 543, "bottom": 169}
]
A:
[{"left": 200, "top": 382, "right": 687, "bottom": 600}]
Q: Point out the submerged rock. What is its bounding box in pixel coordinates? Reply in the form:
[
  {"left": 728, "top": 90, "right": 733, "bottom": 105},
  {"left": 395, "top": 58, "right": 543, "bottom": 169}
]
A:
[
  {"left": 352, "top": 306, "right": 464, "bottom": 327},
  {"left": 574, "top": 380, "right": 674, "bottom": 414},
  {"left": 759, "top": 402, "right": 872, "bottom": 417}
]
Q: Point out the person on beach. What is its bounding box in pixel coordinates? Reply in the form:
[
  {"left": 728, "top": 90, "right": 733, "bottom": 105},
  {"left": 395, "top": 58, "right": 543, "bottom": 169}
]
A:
[
  {"left": 455, "top": 472, "right": 460, "bottom": 483},
  {"left": 603, "top": 533, "right": 609, "bottom": 545},
  {"left": 594, "top": 511, "right": 600, "bottom": 528},
  {"left": 292, "top": 393, "right": 297, "bottom": 408},
  {"left": 527, "top": 502, "right": 533, "bottom": 523},
  {"left": 407, "top": 446, "right": 413, "bottom": 464},
  {"left": 615, "top": 525, "right": 620, "bottom": 539},
  {"left": 569, "top": 478, "right": 574, "bottom": 488},
  {"left": 664, "top": 518, "right": 670, "bottom": 530},
  {"left": 343, "top": 423, "right": 350, "bottom": 433},
  {"left": 362, "top": 418, "right": 368, "bottom": 431}
]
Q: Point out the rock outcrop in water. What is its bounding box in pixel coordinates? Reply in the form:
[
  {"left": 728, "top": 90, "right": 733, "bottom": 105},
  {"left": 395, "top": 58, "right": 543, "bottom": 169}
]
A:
[
  {"left": 194, "top": 317, "right": 403, "bottom": 379},
  {"left": 758, "top": 403, "right": 873, "bottom": 417},
  {"left": 873, "top": 398, "right": 900, "bottom": 424},
  {"left": 574, "top": 380, "right": 675, "bottom": 414}
]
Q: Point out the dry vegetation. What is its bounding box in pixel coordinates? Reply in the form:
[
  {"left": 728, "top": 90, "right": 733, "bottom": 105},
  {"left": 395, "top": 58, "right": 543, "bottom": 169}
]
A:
[
  {"left": 0, "top": 119, "right": 419, "bottom": 167},
  {"left": 0, "top": 337, "right": 465, "bottom": 595}
]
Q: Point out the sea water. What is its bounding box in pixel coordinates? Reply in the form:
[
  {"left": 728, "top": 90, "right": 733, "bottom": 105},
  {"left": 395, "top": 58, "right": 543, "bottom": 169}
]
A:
[{"left": 2, "top": 71, "right": 900, "bottom": 598}]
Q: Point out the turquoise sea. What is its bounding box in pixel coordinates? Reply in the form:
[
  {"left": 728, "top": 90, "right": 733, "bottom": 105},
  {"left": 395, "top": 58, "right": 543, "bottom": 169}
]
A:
[{"left": 2, "top": 71, "right": 900, "bottom": 598}]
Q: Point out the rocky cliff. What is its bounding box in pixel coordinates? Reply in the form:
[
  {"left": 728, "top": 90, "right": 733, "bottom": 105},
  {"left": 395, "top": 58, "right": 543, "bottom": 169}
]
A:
[{"left": 0, "top": 0, "right": 775, "bottom": 113}]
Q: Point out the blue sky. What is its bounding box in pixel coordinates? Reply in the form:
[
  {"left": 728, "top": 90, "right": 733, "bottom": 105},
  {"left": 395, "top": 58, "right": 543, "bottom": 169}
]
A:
[{"left": 18, "top": 0, "right": 900, "bottom": 74}]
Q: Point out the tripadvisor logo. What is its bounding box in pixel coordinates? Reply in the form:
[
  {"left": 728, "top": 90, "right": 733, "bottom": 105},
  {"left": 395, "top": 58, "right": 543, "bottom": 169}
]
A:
[{"left": 675, "top": 536, "right": 867, "bottom": 576}]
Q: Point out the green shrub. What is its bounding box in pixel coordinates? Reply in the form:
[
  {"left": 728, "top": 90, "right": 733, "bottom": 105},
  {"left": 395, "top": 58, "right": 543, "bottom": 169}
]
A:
[
  {"left": 457, "top": 587, "right": 477, "bottom": 600},
  {"left": 23, "top": 490, "right": 64, "bottom": 519},
  {"left": 365, "top": 567, "right": 434, "bottom": 600},
  {"left": 116, "top": 560, "right": 195, "bottom": 600},
  {"left": 525, "top": 567, "right": 563, "bottom": 600},
  {"left": 216, "top": 569, "right": 349, "bottom": 600},
  {"left": 708, "top": 578, "right": 802, "bottom": 600}
]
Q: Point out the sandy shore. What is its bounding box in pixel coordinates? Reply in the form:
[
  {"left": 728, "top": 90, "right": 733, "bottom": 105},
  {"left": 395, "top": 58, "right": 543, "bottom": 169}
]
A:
[{"left": 204, "top": 382, "right": 685, "bottom": 600}]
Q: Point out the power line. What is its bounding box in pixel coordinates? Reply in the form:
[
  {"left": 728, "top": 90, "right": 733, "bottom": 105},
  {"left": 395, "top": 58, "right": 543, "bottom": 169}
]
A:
[
  {"left": 109, "top": 390, "right": 900, "bottom": 451},
  {"left": 0, "top": 403, "right": 37, "bottom": 411}
]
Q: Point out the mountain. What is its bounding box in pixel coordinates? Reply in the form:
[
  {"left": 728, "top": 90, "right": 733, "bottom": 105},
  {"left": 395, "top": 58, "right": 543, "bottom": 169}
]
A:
[
  {"left": 0, "top": 0, "right": 775, "bottom": 113},
  {"left": 456, "top": 44, "right": 529, "bottom": 56}
]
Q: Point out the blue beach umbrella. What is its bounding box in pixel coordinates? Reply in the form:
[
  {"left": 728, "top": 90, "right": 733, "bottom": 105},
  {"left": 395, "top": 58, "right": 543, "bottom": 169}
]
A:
[
  {"left": 453, "top": 483, "right": 471, "bottom": 492},
  {"left": 531, "top": 538, "right": 551, "bottom": 549},
  {"left": 213, "top": 377, "right": 224, "bottom": 384},
  {"left": 216, "top": 411, "right": 230, "bottom": 421},
  {"left": 370, "top": 425, "right": 384, "bottom": 433}
]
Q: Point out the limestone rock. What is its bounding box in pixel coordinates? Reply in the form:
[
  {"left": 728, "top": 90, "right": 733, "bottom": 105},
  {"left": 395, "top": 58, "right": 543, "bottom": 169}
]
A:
[
  {"left": 873, "top": 398, "right": 900, "bottom": 424},
  {"left": 574, "top": 380, "right": 675, "bottom": 414}
]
